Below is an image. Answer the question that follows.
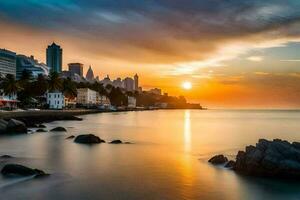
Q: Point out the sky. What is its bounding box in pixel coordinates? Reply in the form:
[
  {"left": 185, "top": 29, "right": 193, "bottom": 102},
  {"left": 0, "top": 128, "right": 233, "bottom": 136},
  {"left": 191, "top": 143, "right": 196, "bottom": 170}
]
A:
[{"left": 0, "top": 0, "right": 300, "bottom": 108}]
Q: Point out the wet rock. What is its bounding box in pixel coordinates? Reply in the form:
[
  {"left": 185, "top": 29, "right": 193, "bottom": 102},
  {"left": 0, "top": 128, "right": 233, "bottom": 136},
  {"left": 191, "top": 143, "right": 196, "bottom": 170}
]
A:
[
  {"left": 0, "top": 119, "right": 8, "bottom": 134},
  {"left": 0, "top": 155, "right": 13, "bottom": 159},
  {"left": 36, "top": 129, "right": 47, "bottom": 132},
  {"left": 110, "top": 140, "right": 123, "bottom": 144},
  {"left": 38, "top": 124, "right": 46, "bottom": 128},
  {"left": 66, "top": 135, "right": 75, "bottom": 139},
  {"left": 234, "top": 139, "right": 300, "bottom": 178},
  {"left": 74, "top": 134, "right": 105, "bottom": 144},
  {"left": 225, "top": 160, "right": 236, "bottom": 169},
  {"left": 1, "top": 164, "right": 48, "bottom": 178},
  {"left": 208, "top": 155, "right": 228, "bottom": 165},
  {"left": 50, "top": 127, "right": 67, "bottom": 132},
  {"left": 6, "top": 119, "right": 27, "bottom": 134}
]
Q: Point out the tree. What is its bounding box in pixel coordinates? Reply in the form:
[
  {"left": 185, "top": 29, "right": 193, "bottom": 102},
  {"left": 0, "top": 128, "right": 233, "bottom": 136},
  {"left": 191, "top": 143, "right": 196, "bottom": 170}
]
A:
[
  {"left": 32, "top": 74, "right": 48, "bottom": 96},
  {"left": 108, "top": 87, "right": 127, "bottom": 106},
  {"left": 48, "top": 71, "right": 62, "bottom": 92},
  {"left": 63, "top": 78, "right": 77, "bottom": 99},
  {"left": 1, "top": 74, "right": 19, "bottom": 98}
]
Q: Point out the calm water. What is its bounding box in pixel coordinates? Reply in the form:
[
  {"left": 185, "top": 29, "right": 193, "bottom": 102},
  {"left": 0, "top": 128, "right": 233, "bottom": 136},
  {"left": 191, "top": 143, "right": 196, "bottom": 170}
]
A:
[{"left": 0, "top": 110, "right": 300, "bottom": 200}]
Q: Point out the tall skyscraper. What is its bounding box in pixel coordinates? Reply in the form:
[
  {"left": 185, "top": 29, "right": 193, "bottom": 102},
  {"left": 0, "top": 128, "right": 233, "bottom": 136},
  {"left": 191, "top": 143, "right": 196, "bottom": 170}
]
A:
[
  {"left": 46, "top": 42, "right": 62, "bottom": 73},
  {"left": 86, "top": 65, "right": 94, "bottom": 81},
  {"left": 0, "top": 49, "right": 16, "bottom": 77},
  {"left": 68, "top": 63, "right": 83, "bottom": 76},
  {"left": 134, "top": 74, "right": 139, "bottom": 91}
]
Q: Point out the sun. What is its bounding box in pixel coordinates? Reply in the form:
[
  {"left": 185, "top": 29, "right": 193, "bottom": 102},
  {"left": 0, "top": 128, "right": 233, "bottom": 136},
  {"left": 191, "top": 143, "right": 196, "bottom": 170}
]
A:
[{"left": 182, "top": 81, "right": 192, "bottom": 90}]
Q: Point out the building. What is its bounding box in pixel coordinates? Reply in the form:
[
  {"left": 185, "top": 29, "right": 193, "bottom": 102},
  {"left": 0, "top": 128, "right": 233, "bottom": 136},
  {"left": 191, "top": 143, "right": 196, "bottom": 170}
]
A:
[
  {"left": 46, "top": 42, "right": 62, "bottom": 73},
  {"left": 0, "top": 49, "right": 16, "bottom": 77},
  {"left": 96, "top": 93, "right": 110, "bottom": 106},
  {"left": 47, "top": 91, "right": 64, "bottom": 109},
  {"left": 122, "top": 77, "right": 135, "bottom": 91},
  {"left": 134, "top": 74, "right": 139, "bottom": 91},
  {"left": 86, "top": 65, "right": 94, "bottom": 81},
  {"left": 101, "top": 75, "right": 112, "bottom": 87},
  {"left": 77, "top": 88, "right": 97, "bottom": 106},
  {"left": 16, "top": 55, "right": 49, "bottom": 79},
  {"left": 68, "top": 63, "right": 83, "bottom": 77},
  {"left": 0, "top": 90, "right": 18, "bottom": 110},
  {"left": 128, "top": 96, "right": 136, "bottom": 108},
  {"left": 112, "top": 78, "right": 123, "bottom": 88},
  {"left": 149, "top": 88, "right": 162, "bottom": 95}
]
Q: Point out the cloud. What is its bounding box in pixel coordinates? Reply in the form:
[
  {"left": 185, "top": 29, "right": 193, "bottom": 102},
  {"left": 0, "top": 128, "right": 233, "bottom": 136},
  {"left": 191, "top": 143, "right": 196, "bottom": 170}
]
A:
[
  {"left": 247, "top": 56, "right": 264, "bottom": 62},
  {"left": 280, "top": 59, "right": 300, "bottom": 62}
]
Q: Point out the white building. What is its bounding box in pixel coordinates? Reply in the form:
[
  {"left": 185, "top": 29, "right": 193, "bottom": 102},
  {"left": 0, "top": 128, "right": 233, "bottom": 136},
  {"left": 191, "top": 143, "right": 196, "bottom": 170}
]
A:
[
  {"left": 77, "top": 88, "right": 97, "bottom": 106},
  {"left": 112, "top": 77, "right": 123, "bottom": 88},
  {"left": 128, "top": 96, "right": 136, "bottom": 108},
  {"left": 101, "top": 75, "right": 113, "bottom": 87},
  {"left": 122, "top": 77, "right": 135, "bottom": 91},
  {"left": 47, "top": 91, "right": 64, "bottom": 109}
]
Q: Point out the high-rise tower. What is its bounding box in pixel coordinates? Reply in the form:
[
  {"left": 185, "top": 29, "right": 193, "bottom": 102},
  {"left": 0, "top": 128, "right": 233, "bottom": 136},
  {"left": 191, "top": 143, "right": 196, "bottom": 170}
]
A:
[
  {"left": 46, "top": 42, "right": 62, "bottom": 73},
  {"left": 134, "top": 74, "right": 139, "bottom": 91}
]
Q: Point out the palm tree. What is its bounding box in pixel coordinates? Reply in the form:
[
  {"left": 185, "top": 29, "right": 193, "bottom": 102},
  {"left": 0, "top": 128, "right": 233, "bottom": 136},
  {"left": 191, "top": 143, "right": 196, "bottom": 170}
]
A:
[
  {"left": 63, "top": 78, "right": 77, "bottom": 99},
  {"left": 48, "top": 72, "right": 62, "bottom": 92},
  {"left": 1, "top": 74, "right": 19, "bottom": 99},
  {"left": 33, "top": 74, "right": 48, "bottom": 96}
]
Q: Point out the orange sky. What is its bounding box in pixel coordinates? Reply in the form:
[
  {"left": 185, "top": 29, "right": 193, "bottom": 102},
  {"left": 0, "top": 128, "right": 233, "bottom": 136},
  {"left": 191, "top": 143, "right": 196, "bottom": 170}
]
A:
[{"left": 1, "top": 1, "right": 300, "bottom": 108}]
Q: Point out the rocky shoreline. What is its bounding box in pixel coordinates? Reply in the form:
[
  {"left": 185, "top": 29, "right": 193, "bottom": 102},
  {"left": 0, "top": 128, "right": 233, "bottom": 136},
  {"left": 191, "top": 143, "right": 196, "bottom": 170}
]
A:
[{"left": 209, "top": 139, "right": 300, "bottom": 179}]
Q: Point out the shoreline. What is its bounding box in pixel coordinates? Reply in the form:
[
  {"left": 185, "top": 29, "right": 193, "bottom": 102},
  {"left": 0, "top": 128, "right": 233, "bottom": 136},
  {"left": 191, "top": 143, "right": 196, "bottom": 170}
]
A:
[{"left": 0, "top": 108, "right": 204, "bottom": 126}]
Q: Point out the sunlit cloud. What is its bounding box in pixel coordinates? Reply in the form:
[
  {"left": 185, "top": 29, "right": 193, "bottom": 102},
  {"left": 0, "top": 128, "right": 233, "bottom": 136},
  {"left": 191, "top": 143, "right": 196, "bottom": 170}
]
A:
[{"left": 247, "top": 56, "right": 264, "bottom": 62}]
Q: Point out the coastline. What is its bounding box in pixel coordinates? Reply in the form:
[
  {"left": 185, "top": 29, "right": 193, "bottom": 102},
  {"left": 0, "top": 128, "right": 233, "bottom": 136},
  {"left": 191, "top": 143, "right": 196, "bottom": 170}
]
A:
[{"left": 0, "top": 107, "right": 204, "bottom": 126}]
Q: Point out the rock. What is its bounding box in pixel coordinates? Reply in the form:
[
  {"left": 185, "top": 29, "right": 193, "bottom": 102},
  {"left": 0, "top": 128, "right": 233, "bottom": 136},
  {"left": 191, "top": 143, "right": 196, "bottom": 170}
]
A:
[
  {"left": 74, "top": 134, "right": 105, "bottom": 144},
  {"left": 66, "top": 135, "right": 75, "bottom": 139},
  {"left": 225, "top": 160, "right": 236, "bottom": 168},
  {"left": 1, "top": 164, "right": 48, "bottom": 178},
  {"left": 208, "top": 154, "right": 228, "bottom": 165},
  {"left": 0, "top": 119, "right": 8, "bottom": 134},
  {"left": 50, "top": 127, "right": 67, "bottom": 132},
  {"left": 110, "top": 140, "right": 123, "bottom": 144},
  {"left": 0, "top": 155, "right": 13, "bottom": 159},
  {"left": 234, "top": 139, "right": 300, "bottom": 178},
  {"left": 6, "top": 119, "right": 27, "bottom": 134},
  {"left": 38, "top": 124, "right": 46, "bottom": 128},
  {"left": 36, "top": 129, "right": 47, "bottom": 132}
]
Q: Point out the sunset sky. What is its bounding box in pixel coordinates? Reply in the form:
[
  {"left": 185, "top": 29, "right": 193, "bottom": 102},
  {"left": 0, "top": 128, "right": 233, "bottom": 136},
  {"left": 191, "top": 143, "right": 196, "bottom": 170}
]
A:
[{"left": 0, "top": 0, "right": 300, "bottom": 108}]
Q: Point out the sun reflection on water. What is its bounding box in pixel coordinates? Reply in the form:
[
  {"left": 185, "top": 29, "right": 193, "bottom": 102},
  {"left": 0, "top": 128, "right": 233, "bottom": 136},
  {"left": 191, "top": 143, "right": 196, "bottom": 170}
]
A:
[{"left": 184, "top": 110, "right": 192, "bottom": 153}]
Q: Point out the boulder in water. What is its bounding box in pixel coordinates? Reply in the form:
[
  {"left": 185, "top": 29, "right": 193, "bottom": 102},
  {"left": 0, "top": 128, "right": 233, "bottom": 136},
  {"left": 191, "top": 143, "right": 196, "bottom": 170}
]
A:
[
  {"left": 50, "top": 127, "right": 67, "bottom": 132},
  {"left": 38, "top": 124, "right": 46, "bottom": 128},
  {"left": 208, "top": 155, "right": 228, "bottom": 165},
  {"left": 0, "top": 119, "right": 8, "bottom": 134},
  {"left": 110, "top": 140, "right": 123, "bottom": 144},
  {"left": 36, "top": 129, "right": 47, "bottom": 132},
  {"left": 66, "top": 135, "right": 75, "bottom": 139},
  {"left": 6, "top": 119, "right": 27, "bottom": 134},
  {"left": 0, "top": 155, "right": 13, "bottom": 159},
  {"left": 1, "top": 164, "right": 48, "bottom": 178},
  {"left": 234, "top": 139, "right": 300, "bottom": 178},
  {"left": 225, "top": 160, "right": 236, "bottom": 169},
  {"left": 74, "top": 134, "right": 105, "bottom": 144}
]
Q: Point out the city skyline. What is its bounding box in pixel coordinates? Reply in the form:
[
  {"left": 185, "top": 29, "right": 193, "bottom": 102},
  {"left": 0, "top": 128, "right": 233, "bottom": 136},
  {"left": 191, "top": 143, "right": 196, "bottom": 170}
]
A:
[{"left": 0, "top": 1, "right": 300, "bottom": 108}]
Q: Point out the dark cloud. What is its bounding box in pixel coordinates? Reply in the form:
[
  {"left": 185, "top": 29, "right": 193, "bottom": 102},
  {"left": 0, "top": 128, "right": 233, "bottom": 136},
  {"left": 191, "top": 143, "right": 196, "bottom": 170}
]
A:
[{"left": 1, "top": 0, "right": 300, "bottom": 64}]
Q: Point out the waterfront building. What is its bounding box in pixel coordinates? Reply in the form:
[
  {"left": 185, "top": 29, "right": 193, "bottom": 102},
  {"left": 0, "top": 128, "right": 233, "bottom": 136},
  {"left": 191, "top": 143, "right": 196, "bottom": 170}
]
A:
[
  {"left": 128, "top": 96, "right": 137, "bottom": 108},
  {"left": 68, "top": 63, "right": 83, "bottom": 77},
  {"left": 16, "top": 55, "right": 49, "bottom": 79},
  {"left": 86, "top": 65, "right": 95, "bottom": 81},
  {"left": 122, "top": 77, "right": 135, "bottom": 91},
  {"left": 0, "top": 49, "right": 16, "bottom": 77},
  {"left": 62, "top": 70, "right": 86, "bottom": 82},
  {"left": 46, "top": 42, "right": 62, "bottom": 73},
  {"left": 101, "top": 75, "right": 113, "bottom": 86},
  {"left": 112, "top": 78, "right": 123, "bottom": 88},
  {"left": 47, "top": 91, "right": 65, "bottom": 109},
  {"left": 0, "top": 90, "right": 18, "bottom": 110},
  {"left": 134, "top": 74, "right": 139, "bottom": 91},
  {"left": 77, "top": 88, "right": 97, "bottom": 106},
  {"left": 149, "top": 88, "right": 162, "bottom": 95},
  {"left": 96, "top": 93, "right": 110, "bottom": 106}
]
